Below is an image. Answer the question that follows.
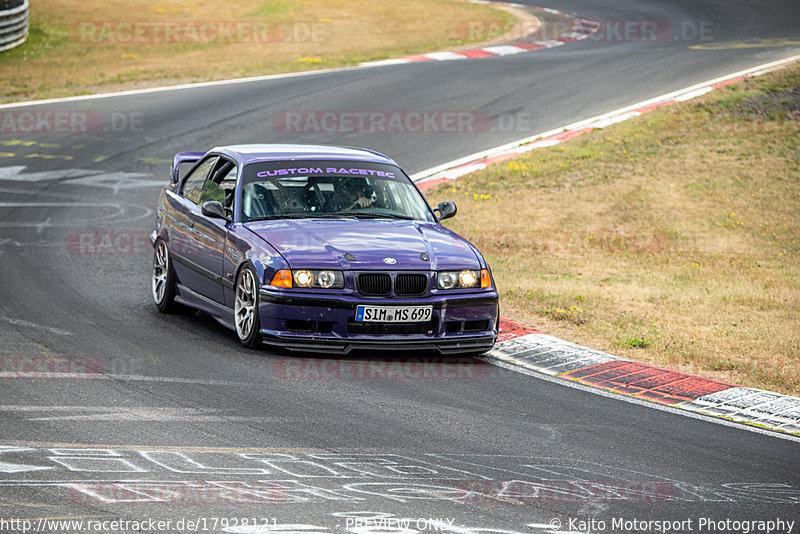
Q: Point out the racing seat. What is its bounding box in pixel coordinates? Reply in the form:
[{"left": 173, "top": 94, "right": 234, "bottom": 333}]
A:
[
  {"left": 242, "top": 183, "right": 274, "bottom": 220},
  {"left": 224, "top": 189, "right": 235, "bottom": 209}
]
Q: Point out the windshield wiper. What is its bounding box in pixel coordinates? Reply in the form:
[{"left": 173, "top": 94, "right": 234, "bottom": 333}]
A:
[
  {"left": 328, "top": 212, "right": 415, "bottom": 220},
  {"left": 246, "top": 214, "right": 316, "bottom": 221}
]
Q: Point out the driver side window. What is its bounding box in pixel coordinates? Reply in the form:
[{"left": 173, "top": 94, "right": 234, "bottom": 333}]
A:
[
  {"left": 199, "top": 158, "right": 235, "bottom": 207},
  {"left": 182, "top": 156, "right": 218, "bottom": 205}
]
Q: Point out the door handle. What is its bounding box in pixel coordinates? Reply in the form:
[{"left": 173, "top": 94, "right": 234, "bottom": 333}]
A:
[{"left": 188, "top": 219, "right": 194, "bottom": 228}]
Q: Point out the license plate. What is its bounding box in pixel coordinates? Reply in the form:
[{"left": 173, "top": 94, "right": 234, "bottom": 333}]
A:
[{"left": 355, "top": 305, "right": 432, "bottom": 323}]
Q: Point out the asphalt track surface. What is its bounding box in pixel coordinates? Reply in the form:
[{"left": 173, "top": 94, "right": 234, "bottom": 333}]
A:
[{"left": 0, "top": 0, "right": 799, "bottom": 532}]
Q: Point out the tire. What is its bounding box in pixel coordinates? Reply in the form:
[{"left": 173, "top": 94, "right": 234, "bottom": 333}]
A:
[
  {"left": 234, "top": 264, "right": 262, "bottom": 348},
  {"left": 152, "top": 239, "right": 179, "bottom": 313}
]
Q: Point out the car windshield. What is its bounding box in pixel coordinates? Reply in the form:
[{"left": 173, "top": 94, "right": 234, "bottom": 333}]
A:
[{"left": 239, "top": 160, "right": 435, "bottom": 222}]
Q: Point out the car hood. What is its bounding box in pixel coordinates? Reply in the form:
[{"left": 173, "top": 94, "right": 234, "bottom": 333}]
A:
[{"left": 243, "top": 218, "right": 481, "bottom": 270}]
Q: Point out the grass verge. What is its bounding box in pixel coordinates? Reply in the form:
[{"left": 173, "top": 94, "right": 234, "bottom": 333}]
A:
[
  {"left": 425, "top": 62, "right": 800, "bottom": 395},
  {"left": 0, "top": 0, "right": 514, "bottom": 102}
]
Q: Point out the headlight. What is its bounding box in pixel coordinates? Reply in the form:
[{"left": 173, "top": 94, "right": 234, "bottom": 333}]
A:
[
  {"left": 270, "top": 269, "right": 344, "bottom": 289},
  {"left": 316, "top": 270, "right": 338, "bottom": 289},
  {"left": 459, "top": 270, "right": 478, "bottom": 288},
  {"left": 438, "top": 271, "right": 458, "bottom": 290},
  {"left": 437, "top": 269, "right": 491, "bottom": 290},
  {"left": 294, "top": 270, "right": 314, "bottom": 288}
]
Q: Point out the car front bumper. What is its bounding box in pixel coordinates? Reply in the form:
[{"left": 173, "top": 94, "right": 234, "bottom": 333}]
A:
[{"left": 257, "top": 289, "right": 499, "bottom": 354}]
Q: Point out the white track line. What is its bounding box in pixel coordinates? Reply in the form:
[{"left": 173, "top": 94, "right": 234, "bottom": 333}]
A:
[
  {"left": 410, "top": 53, "right": 800, "bottom": 181},
  {"left": 485, "top": 356, "right": 800, "bottom": 443}
]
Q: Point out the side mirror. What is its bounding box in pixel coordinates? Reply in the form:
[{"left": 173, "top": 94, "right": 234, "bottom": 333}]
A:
[
  {"left": 202, "top": 200, "right": 228, "bottom": 220},
  {"left": 435, "top": 201, "right": 457, "bottom": 221}
]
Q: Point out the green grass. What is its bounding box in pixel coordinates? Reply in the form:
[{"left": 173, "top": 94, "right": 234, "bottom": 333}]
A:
[
  {"left": 425, "top": 62, "right": 800, "bottom": 395},
  {"left": 0, "top": 0, "right": 515, "bottom": 102},
  {"left": 251, "top": 0, "right": 293, "bottom": 19}
]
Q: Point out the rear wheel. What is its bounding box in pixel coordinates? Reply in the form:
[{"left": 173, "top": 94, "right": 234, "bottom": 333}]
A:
[
  {"left": 152, "top": 239, "right": 178, "bottom": 313},
  {"left": 235, "top": 264, "right": 262, "bottom": 348}
]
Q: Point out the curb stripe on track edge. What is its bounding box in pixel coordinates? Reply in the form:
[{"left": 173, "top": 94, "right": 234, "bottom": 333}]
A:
[
  {"left": 362, "top": 4, "right": 599, "bottom": 66},
  {"left": 492, "top": 321, "right": 800, "bottom": 436},
  {"left": 3, "top": 0, "right": 796, "bottom": 436},
  {"left": 417, "top": 54, "right": 800, "bottom": 437},
  {"left": 0, "top": 4, "right": 595, "bottom": 110}
]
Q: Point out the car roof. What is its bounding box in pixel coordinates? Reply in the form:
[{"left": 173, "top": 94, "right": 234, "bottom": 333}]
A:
[{"left": 209, "top": 144, "right": 397, "bottom": 166}]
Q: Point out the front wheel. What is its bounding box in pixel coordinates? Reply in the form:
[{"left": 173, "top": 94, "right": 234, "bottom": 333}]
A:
[
  {"left": 152, "top": 239, "right": 179, "bottom": 313},
  {"left": 234, "top": 264, "right": 262, "bottom": 348}
]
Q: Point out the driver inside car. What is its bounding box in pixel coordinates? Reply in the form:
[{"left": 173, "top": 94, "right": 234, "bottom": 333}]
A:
[{"left": 344, "top": 178, "right": 374, "bottom": 210}]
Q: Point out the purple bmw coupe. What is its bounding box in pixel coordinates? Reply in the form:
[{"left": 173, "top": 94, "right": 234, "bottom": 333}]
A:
[{"left": 151, "top": 144, "right": 499, "bottom": 353}]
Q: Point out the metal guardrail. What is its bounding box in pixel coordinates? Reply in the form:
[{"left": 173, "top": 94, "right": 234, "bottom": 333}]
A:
[{"left": 0, "top": 0, "right": 28, "bottom": 52}]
